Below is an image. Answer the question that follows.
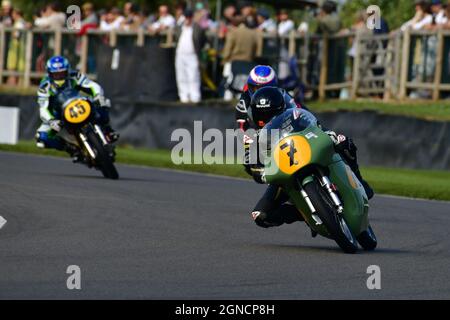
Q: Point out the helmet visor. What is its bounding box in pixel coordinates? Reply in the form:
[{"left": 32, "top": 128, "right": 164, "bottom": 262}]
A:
[{"left": 50, "top": 70, "right": 68, "bottom": 81}]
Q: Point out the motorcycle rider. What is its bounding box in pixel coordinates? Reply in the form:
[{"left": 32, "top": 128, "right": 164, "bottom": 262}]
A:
[
  {"left": 35, "top": 55, "right": 118, "bottom": 161},
  {"left": 235, "top": 65, "right": 302, "bottom": 133},
  {"left": 243, "top": 86, "right": 374, "bottom": 229}
]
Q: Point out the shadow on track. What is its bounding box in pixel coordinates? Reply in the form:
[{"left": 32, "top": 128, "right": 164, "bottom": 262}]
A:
[{"left": 257, "top": 243, "right": 413, "bottom": 255}]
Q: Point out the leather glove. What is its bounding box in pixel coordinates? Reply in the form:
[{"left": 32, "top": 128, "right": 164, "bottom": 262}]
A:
[
  {"left": 326, "top": 131, "right": 357, "bottom": 162},
  {"left": 249, "top": 165, "right": 266, "bottom": 184},
  {"left": 94, "top": 95, "right": 111, "bottom": 108},
  {"left": 49, "top": 119, "right": 61, "bottom": 132},
  {"left": 325, "top": 130, "right": 346, "bottom": 146}
]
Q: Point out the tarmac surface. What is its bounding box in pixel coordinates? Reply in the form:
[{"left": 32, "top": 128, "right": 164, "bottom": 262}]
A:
[{"left": 0, "top": 152, "right": 449, "bottom": 299}]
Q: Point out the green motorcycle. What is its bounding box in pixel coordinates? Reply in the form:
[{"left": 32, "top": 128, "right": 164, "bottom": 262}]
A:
[{"left": 259, "top": 109, "right": 377, "bottom": 253}]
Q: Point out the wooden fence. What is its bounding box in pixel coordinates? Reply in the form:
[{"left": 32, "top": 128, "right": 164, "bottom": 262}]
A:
[{"left": 1, "top": 26, "right": 449, "bottom": 101}]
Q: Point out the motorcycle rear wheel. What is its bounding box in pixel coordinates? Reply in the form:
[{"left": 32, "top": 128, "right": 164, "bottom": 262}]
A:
[{"left": 303, "top": 179, "right": 358, "bottom": 254}]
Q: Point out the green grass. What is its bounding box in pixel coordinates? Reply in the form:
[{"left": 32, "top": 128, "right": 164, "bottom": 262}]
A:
[
  {"left": 1, "top": 141, "right": 449, "bottom": 201},
  {"left": 308, "top": 100, "right": 450, "bottom": 122}
]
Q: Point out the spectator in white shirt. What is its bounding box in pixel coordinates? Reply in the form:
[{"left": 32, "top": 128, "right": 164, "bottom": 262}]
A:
[
  {"left": 277, "top": 9, "right": 295, "bottom": 36},
  {"left": 256, "top": 8, "right": 276, "bottom": 34},
  {"left": 175, "top": 8, "right": 206, "bottom": 103},
  {"left": 401, "top": 0, "right": 433, "bottom": 31},
  {"left": 34, "top": 2, "right": 66, "bottom": 29},
  {"left": 423, "top": 0, "right": 448, "bottom": 30},
  {"left": 149, "top": 4, "right": 176, "bottom": 33},
  {"left": 100, "top": 7, "right": 124, "bottom": 31}
]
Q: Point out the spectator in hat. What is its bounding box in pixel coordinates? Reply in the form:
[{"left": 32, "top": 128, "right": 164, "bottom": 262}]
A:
[
  {"left": 174, "top": 8, "right": 206, "bottom": 103},
  {"left": 257, "top": 8, "right": 276, "bottom": 34}
]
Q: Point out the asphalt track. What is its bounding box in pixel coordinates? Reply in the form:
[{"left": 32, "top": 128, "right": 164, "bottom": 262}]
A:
[{"left": 0, "top": 151, "right": 449, "bottom": 299}]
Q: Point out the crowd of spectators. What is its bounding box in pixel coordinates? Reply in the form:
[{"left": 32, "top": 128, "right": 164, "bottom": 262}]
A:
[{"left": 2, "top": 0, "right": 450, "bottom": 100}]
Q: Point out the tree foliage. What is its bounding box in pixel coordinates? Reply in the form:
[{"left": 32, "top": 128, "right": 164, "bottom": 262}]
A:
[{"left": 340, "top": 0, "right": 415, "bottom": 30}]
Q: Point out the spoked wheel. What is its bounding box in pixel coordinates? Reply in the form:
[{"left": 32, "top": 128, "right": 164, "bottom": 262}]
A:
[
  {"left": 303, "top": 179, "right": 358, "bottom": 254},
  {"left": 357, "top": 225, "right": 377, "bottom": 251}
]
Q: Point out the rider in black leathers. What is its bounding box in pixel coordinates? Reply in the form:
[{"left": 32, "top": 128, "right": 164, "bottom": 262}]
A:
[{"left": 239, "top": 85, "right": 374, "bottom": 229}]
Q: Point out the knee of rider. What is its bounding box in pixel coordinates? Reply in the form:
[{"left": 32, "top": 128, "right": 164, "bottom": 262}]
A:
[
  {"left": 251, "top": 210, "right": 269, "bottom": 228},
  {"left": 35, "top": 132, "right": 47, "bottom": 148},
  {"left": 36, "top": 131, "right": 63, "bottom": 149}
]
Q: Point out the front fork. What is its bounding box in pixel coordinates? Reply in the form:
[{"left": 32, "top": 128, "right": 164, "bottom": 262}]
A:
[
  {"left": 79, "top": 131, "right": 96, "bottom": 159},
  {"left": 299, "top": 170, "right": 344, "bottom": 224},
  {"left": 78, "top": 124, "right": 108, "bottom": 160}
]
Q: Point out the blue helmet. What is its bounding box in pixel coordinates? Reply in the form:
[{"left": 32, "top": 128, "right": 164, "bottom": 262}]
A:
[
  {"left": 46, "top": 56, "right": 70, "bottom": 87},
  {"left": 247, "top": 65, "right": 278, "bottom": 95}
]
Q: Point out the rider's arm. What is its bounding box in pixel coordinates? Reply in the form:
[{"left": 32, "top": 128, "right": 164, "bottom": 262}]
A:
[
  {"left": 37, "top": 81, "right": 54, "bottom": 123},
  {"left": 72, "top": 71, "right": 105, "bottom": 101}
]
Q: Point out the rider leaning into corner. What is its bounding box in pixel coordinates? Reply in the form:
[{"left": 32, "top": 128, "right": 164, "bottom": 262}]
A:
[
  {"left": 235, "top": 65, "right": 374, "bottom": 229},
  {"left": 35, "top": 55, "right": 119, "bottom": 162}
]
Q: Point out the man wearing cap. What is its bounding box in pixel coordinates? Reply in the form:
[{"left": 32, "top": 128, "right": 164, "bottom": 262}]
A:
[
  {"left": 256, "top": 8, "right": 276, "bottom": 34},
  {"left": 174, "top": 8, "right": 206, "bottom": 103}
]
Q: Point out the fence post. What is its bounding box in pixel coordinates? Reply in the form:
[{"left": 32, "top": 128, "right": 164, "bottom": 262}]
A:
[
  {"left": 301, "top": 32, "right": 309, "bottom": 86},
  {"left": 288, "top": 30, "right": 296, "bottom": 57},
  {"left": 351, "top": 32, "right": 361, "bottom": 99},
  {"left": 23, "top": 30, "right": 33, "bottom": 88},
  {"left": 433, "top": 29, "right": 444, "bottom": 101},
  {"left": 383, "top": 34, "right": 393, "bottom": 101},
  {"left": 109, "top": 30, "right": 117, "bottom": 47},
  {"left": 80, "top": 34, "right": 88, "bottom": 74},
  {"left": 137, "top": 27, "right": 145, "bottom": 47},
  {"left": 399, "top": 28, "right": 411, "bottom": 100},
  {"left": 0, "top": 27, "right": 5, "bottom": 85},
  {"left": 319, "top": 35, "right": 329, "bottom": 101},
  {"left": 54, "top": 28, "right": 62, "bottom": 55},
  {"left": 165, "top": 28, "right": 174, "bottom": 47},
  {"left": 391, "top": 31, "right": 402, "bottom": 99}
]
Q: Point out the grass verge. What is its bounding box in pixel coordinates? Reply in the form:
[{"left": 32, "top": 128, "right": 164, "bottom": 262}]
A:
[
  {"left": 1, "top": 141, "right": 449, "bottom": 201},
  {"left": 308, "top": 100, "right": 450, "bottom": 122}
]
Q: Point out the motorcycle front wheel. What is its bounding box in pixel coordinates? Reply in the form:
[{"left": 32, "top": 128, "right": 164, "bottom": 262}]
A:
[
  {"left": 85, "top": 130, "right": 119, "bottom": 180},
  {"left": 303, "top": 179, "right": 358, "bottom": 254}
]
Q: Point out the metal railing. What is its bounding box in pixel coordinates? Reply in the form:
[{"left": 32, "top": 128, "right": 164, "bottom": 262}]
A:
[{"left": 1, "top": 26, "right": 449, "bottom": 101}]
